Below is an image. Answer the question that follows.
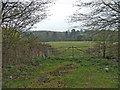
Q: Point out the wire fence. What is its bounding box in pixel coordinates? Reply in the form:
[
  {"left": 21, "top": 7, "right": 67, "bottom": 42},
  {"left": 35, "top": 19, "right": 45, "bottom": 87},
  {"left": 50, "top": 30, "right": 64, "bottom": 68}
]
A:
[{"left": 44, "top": 46, "right": 86, "bottom": 58}]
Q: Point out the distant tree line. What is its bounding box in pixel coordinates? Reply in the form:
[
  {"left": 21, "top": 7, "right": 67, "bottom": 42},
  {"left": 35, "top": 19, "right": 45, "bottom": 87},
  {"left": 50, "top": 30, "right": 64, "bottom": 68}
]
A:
[
  {"left": 31, "top": 29, "right": 118, "bottom": 60},
  {"left": 31, "top": 29, "right": 118, "bottom": 42}
]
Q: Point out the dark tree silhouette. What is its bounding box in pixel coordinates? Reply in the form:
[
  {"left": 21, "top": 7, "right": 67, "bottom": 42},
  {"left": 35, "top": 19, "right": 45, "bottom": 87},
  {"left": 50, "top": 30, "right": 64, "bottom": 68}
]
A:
[
  {"left": 1, "top": 0, "right": 54, "bottom": 31},
  {"left": 71, "top": 0, "right": 120, "bottom": 30}
]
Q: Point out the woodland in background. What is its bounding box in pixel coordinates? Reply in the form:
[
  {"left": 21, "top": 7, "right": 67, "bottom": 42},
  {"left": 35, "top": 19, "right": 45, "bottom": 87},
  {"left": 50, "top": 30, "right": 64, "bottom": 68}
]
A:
[
  {"left": 31, "top": 29, "right": 118, "bottom": 42},
  {"left": 30, "top": 29, "right": 118, "bottom": 59},
  {"left": 2, "top": 27, "right": 119, "bottom": 67}
]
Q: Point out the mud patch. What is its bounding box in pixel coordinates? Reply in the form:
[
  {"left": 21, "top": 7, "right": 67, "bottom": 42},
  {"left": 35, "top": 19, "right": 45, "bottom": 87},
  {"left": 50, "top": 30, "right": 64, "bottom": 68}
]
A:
[
  {"left": 48, "top": 63, "right": 76, "bottom": 76},
  {"left": 38, "top": 75, "right": 50, "bottom": 83},
  {"left": 38, "top": 63, "right": 77, "bottom": 84}
]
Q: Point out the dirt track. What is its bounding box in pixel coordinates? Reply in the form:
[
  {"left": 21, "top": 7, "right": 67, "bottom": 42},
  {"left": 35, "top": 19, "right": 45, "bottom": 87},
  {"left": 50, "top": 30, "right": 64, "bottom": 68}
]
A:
[{"left": 38, "top": 63, "right": 77, "bottom": 86}]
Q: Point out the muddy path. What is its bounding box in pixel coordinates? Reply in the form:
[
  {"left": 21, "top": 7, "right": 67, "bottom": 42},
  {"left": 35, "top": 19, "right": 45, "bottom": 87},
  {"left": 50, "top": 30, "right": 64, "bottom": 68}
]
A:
[{"left": 37, "top": 63, "right": 78, "bottom": 87}]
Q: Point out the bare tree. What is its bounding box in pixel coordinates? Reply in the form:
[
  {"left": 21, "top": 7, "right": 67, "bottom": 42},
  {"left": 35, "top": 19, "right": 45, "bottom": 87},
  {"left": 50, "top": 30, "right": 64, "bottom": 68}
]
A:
[
  {"left": 71, "top": 0, "right": 120, "bottom": 30},
  {"left": 1, "top": 0, "right": 54, "bottom": 49},
  {"left": 1, "top": 0, "right": 55, "bottom": 66},
  {"left": 1, "top": 0, "right": 54, "bottom": 31},
  {"left": 70, "top": 0, "right": 120, "bottom": 59}
]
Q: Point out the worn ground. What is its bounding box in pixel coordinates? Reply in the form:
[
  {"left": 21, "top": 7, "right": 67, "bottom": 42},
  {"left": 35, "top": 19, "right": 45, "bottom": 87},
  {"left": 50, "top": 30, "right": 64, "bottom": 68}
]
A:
[{"left": 3, "top": 41, "right": 119, "bottom": 88}]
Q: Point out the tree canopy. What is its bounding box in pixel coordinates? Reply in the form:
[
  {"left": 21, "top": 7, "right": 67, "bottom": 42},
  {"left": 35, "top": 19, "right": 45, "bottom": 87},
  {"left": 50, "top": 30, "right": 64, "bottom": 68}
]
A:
[
  {"left": 1, "top": 0, "right": 54, "bottom": 31},
  {"left": 70, "top": 0, "right": 120, "bottom": 30}
]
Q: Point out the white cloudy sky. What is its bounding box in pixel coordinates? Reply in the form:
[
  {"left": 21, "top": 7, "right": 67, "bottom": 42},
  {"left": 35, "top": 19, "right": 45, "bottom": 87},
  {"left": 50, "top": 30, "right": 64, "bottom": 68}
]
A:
[{"left": 31, "top": 0, "right": 78, "bottom": 32}]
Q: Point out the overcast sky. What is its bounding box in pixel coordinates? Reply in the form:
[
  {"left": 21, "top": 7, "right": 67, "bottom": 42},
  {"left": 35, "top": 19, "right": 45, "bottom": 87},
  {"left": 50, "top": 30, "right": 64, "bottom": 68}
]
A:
[{"left": 31, "top": 0, "right": 78, "bottom": 32}]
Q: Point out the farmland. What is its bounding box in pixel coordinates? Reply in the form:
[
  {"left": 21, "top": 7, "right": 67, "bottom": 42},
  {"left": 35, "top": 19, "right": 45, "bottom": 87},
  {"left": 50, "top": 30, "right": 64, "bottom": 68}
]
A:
[
  {"left": 46, "top": 41, "right": 95, "bottom": 48},
  {"left": 3, "top": 41, "right": 119, "bottom": 88},
  {"left": 2, "top": 0, "right": 119, "bottom": 89}
]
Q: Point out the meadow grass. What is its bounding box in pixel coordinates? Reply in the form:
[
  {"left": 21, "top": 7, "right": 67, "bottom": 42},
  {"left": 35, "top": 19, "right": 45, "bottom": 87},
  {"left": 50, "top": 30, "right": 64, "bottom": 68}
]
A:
[
  {"left": 3, "top": 41, "right": 119, "bottom": 88},
  {"left": 46, "top": 41, "right": 95, "bottom": 48},
  {"left": 3, "top": 56, "right": 118, "bottom": 88},
  {"left": 63, "top": 65, "right": 118, "bottom": 88},
  {"left": 46, "top": 41, "right": 96, "bottom": 57},
  {"left": 3, "top": 59, "right": 71, "bottom": 88}
]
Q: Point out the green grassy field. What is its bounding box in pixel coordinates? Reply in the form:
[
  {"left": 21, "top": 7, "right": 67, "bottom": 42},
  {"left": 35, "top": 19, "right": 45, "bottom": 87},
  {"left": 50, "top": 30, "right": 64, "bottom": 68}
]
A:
[
  {"left": 46, "top": 41, "right": 96, "bottom": 57},
  {"left": 3, "top": 41, "right": 119, "bottom": 88},
  {"left": 46, "top": 41, "right": 95, "bottom": 48}
]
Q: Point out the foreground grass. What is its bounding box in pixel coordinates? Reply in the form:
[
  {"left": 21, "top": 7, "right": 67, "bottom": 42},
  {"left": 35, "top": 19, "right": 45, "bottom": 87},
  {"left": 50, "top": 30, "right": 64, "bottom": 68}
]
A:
[
  {"left": 3, "top": 59, "right": 70, "bottom": 88},
  {"left": 3, "top": 56, "right": 118, "bottom": 88},
  {"left": 3, "top": 41, "right": 119, "bottom": 88},
  {"left": 63, "top": 63, "right": 118, "bottom": 88}
]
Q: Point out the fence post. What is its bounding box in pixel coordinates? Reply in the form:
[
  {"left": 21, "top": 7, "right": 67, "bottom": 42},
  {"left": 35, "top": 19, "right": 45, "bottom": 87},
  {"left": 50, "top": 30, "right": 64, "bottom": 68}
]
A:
[
  {"left": 72, "top": 46, "right": 74, "bottom": 59},
  {"left": 44, "top": 47, "right": 48, "bottom": 58}
]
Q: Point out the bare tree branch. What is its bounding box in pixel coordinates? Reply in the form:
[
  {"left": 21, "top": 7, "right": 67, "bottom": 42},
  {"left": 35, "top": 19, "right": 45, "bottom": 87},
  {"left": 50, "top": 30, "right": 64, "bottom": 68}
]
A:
[
  {"left": 1, "top": 0, "right": 54, "bottom": 31},
  {"left": 70, "top": 0, "right": 120, "bottom": 30}
]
